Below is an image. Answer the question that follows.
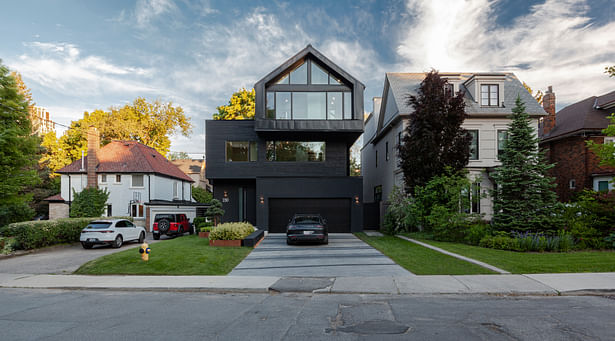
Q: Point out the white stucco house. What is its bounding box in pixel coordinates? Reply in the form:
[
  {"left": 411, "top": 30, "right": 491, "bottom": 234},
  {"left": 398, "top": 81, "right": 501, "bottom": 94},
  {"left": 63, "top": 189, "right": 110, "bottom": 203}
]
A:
[
  {"left": 47, "top": 128, "right": 205, "bottom": 231},
  {"left": 361, "top": 72, "right": 547, "bottom": 227}
]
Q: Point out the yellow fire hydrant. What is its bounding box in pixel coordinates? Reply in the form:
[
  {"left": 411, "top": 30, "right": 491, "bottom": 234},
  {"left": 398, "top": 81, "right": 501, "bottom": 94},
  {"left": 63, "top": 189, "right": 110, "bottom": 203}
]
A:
[{"left": 139, "top": 242, "right": 151, "bottom": 261}]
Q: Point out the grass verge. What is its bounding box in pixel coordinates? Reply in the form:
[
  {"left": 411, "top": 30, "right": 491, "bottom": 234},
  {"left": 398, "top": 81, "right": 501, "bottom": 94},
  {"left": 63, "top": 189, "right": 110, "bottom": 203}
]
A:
[
  {"left": 75, "top": 235, "right": 252, "bottom": 275},
  {"left": 405, "top": 233, "right": 615, "bottom": 274},
  {"left": 355, "top": 233, "right": 495, "bottom": 275}
]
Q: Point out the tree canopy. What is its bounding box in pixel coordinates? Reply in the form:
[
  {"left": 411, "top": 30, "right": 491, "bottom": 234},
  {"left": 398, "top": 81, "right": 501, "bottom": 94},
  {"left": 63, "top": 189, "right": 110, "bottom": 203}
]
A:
[
  {"left": 41, "top": 97, "right": 192, "bottom": 173},
  {"left": 213, "top": 88, "right": 255, "bottom": 120},
  {"left": 491, "top": 96, "right": 559, "bottom": 231},
  {"left": 588, "top": 67, "right": 615, "bottom": 167},
  {"left": 398, "top": 70, "right": 471, "bottom": 193},
  {"left": 0, "top": 61, "right": 40, "bottom": 226}
]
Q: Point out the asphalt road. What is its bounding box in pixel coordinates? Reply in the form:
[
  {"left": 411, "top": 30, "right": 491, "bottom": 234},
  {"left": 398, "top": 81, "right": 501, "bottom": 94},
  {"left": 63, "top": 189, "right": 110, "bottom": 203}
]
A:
[
  {"left": 0, "top": 233, "right": 166, "bottom": 274},
  {"left": 1, "top": 288, "right": 614, "bottom": 340}
]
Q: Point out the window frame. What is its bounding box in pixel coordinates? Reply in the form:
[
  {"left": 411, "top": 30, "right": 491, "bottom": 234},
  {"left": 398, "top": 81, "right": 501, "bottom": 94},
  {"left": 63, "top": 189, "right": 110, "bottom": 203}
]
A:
[
  {"left": 100, "top": 174, "right": 107, "bottom": 184},
  {"left": 131, "top": 204, "right": 145, "bottom": 218},
  {"left": 374, "top": 185, "right": 383, "bottom": 202},
  {"left": 114, "top": 174, "right": 122, "bottom": 184},
  {"left": 131, "top": 174, "right": 144, "bottom": 188},
  {"left": 265, "top": 141, "right": 326, "bottom": 162},
  {"left": 468, "top": 130, "right": 479, "bottom": 161},
  {"left": 497, "top": 130, "right": 508, "bottom": 160},
  {"left": 480, "top": 84, "right": 499, "bottom": 107},
  {"left": 225, "top": 141, "right": 258, "bottom": 162},
  {"left": 569, "top": 179, "right": 576, "bottom": 189}
]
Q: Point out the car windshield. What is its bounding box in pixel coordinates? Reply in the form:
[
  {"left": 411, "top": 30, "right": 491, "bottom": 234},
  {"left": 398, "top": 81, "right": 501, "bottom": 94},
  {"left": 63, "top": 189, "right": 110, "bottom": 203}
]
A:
[
  {"left": 86, "top": 222, "right": 112, "bottom": 229},
  {"left": 293, "top": 216, "right": 321, "bottom": 224}
]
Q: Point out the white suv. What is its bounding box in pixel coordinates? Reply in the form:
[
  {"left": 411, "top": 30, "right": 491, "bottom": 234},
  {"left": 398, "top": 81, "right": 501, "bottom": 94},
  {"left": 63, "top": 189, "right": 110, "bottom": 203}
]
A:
[{"left": 80, "top": 219, "right": 146, "bottom": 249}]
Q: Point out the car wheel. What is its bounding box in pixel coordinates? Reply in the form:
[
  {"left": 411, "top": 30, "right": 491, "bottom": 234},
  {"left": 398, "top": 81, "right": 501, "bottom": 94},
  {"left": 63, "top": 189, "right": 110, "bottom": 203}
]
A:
[
  {"left": 157, "top": 219, "right": 170, "bottom": 234},
  {"left": 112, "top": 235, "right": 123, "bottom": 248},
  {"left": 286, "top": 239, "right": 293, "bottom": 245},
  {"left": 81, "top": 242, "right": 93, "bottom": 249},
  {"left": 138, "top": 232, "right": 145, "bottom": 243},
  {"left": 323, "top": 235, "right": 329, "bottom": 245},
  {"left": 153, "top": 234, "right": 160, "bottom": 240}
]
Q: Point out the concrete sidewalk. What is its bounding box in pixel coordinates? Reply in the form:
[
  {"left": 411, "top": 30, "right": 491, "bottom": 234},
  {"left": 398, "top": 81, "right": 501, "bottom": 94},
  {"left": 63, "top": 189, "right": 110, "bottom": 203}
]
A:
[{"left": 1, "top": 272, "right": 615, "bottom": 295}]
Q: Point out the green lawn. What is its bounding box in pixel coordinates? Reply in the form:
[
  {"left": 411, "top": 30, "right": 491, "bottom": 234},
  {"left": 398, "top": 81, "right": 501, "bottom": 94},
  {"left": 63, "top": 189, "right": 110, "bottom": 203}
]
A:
[
  {"left": 355, "top": 233, "right": 495, "bottom": 275},
  {"left": 75, "top": 236, "right": 252, "bottom": 275},
  {"left": 404, "top": 233, "right": 615, "bottom": 274}
]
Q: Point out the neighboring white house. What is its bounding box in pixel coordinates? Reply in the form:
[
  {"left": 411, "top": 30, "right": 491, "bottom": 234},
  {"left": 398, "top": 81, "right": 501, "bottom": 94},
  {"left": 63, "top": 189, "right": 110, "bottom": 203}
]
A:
[
  {"left": 48, "top": 130, "right": 203, "bottom": 231},
  {"left": 362, "top": 72, "right": 547, "bottom": 226}
]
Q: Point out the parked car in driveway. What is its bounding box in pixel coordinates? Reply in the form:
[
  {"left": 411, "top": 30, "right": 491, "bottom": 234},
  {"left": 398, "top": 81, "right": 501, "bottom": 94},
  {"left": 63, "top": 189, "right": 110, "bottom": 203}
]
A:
[
  {"left": 80, "top": 219, "right": 146, "bottom": 249},
  {"left": 152, "top": 213, "right": 193, "bottom": 240},
  {"left": 286, "top": 214, "right": 328, "bottom": 245}
]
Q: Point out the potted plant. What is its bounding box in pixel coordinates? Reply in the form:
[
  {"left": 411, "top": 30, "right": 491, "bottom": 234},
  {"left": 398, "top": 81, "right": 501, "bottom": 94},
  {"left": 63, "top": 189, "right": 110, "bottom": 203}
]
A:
[
  {"left": 208, "top": 222, "right": 254, "bottom": 247},
  {"left": 205, "top": 199, "right": 225, "bottom": 226}
]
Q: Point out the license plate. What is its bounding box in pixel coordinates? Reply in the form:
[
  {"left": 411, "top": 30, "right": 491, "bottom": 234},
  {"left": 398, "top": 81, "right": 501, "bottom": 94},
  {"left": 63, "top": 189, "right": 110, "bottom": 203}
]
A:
[
  {"left": 87, "top": 238, "right": 95, "bottom": 242},
  {"left": 303, "top": 231, "right": 313, "bottom": 235}
]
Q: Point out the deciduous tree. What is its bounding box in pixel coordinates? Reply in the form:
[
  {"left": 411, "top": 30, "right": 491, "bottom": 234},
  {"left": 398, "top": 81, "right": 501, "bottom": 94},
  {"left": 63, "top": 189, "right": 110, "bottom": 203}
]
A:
[
  {"left": 491, "top": 96, "right": 559, "bottom": 232},
  {"left": 0, "top": 62, "right": 40, "bottom": 226},
  {"left": 398, "top": 70, "right": 471, "bottom": 193},
  {"left": 213, "top": 88, "right": 255, "bottom": 120}
]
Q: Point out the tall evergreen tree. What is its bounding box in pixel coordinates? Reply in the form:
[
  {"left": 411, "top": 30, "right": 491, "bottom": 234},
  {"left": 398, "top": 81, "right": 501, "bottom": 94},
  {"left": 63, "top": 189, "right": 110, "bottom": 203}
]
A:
[
  {"left": 491, "top": 96, "right": 559, "bottom": 231},
  {"left": 0, "top": 61, "right": 40, "bottom": 226},
  {"left": 398, "top": 70, "right": 471, "bottom": 193}
]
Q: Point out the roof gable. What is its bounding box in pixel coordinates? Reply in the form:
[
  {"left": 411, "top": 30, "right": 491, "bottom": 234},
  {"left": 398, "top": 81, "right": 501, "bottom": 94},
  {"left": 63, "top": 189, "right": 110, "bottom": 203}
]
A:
[
  {"left": 544, "top": 92, "right": 614, "bottom": 140},
  {"left": 56, "top": 141, "right": 194, "bottom": 182},
  {"left": 254, "top": 44, "right": 365, "bottom": 89}
]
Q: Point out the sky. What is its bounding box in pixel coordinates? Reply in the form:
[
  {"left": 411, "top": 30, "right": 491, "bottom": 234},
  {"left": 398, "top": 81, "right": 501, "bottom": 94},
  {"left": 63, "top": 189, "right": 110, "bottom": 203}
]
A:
[{"left": 1, "top": 0, "right": 614, "bottom": 156}]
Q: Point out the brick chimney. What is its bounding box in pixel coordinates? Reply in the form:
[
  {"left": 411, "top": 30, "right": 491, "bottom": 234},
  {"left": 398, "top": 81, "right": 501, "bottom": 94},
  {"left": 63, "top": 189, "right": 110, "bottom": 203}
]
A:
[
  {"left": 86, "top": 126, "right": 99, "bottom": 188},
  {"left": 542, "top": 86, "right": 556, "bottom": 135}
]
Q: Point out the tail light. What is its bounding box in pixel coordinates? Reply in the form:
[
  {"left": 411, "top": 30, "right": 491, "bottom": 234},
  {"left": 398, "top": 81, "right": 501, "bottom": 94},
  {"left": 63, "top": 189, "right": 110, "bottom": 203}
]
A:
[
  {"left": 153, "top": 223, "right": 158, "bottom": 231},
  {"left": 99, "top": 230, "right": 114, "bottom": 233},
  {"left": 316, "top": 225, "right": 324, "bottom": 228},
  {"left": 287, "top": 225, "right": 297, "bottom": 230}
]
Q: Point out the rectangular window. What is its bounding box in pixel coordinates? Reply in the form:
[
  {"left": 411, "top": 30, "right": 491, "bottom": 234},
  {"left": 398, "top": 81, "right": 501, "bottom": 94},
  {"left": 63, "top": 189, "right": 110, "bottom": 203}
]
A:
[
  {"left": 598, "top": 181, "right": 609, "bottom": 192},
  {"left": 266, "top": 92, "right": 275, "bottom": 119},
  {"left": 276, "top": 92, "right": 291, "bottom": 119},
  {"left": 397, "top": 132, "right": 402, "bottom": 146},
  {"left": 343, "top": 92, "right": 352, "bottom": 119},
  {"left": 132, "top": 174, "right": 144, "bottom": 187},
  {"left": 101, "top": 174, "right": 107, "bottom": 183},
  {"left": 386, "top": 142, "right": 389, "bottom": 161},
  {"left": 374, "top": 185, "right": 382, "bottom": 202},
  {"left": 469, "top": 130, "right": 479, "bottom": 160},
  {"left": 375, "top": 150, "right": 378, "bottom": 168},
  {"left": 327, "top": 92, "right": 342, "bottom": 120},
  {"left": 226, "top": 141, "right": 257, "bottom": 162},
  {"left": 106, "top": 205, "right": 112, "bottom": 217},
  {"left": 173, "top": 182, "right": 178, "bottom": 198},
  {"left": 266, "top": 141, "right": 325, "bottom": 162},
  {"left": 497, "top": 130, "right": 508, "bottom": 159},
  {"left": 480, "top": 84, "right": 499, "bottom": 106},
  {"left": 444, "top": 83, "right": 454, "bottom": 97},
  {"left": 292, "top": 92, "right": 326, "bottom": 119},
  {"left": 471, "top": 183, "right": 481, "bottom": 214},
  {"left": 115, "top": 174, "right": 122, "bottom": 183}
]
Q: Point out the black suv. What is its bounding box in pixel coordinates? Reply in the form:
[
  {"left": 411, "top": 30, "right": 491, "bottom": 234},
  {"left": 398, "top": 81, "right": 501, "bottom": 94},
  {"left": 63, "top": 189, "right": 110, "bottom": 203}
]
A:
[
  {"left": 152, "top": 213, "right": 193, "bottom": 240},
  {"left": 286, "top": 214, "right": 328, "bottom": 245}
]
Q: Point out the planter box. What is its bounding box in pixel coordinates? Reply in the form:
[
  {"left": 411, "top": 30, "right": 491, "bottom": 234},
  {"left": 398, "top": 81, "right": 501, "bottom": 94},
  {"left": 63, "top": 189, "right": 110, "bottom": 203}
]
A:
[
  {"left": 198, "top": 231, "right": 210, "bottom": 238},
  {"left": 209, "top": 239, "right": 242, "bottom": 247}
]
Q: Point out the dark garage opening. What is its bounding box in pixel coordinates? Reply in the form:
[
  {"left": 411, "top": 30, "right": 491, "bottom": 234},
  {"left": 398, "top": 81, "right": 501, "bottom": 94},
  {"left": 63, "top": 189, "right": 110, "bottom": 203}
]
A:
[{"left": 269, "top": 198, "right": 351, "bottom": 233}]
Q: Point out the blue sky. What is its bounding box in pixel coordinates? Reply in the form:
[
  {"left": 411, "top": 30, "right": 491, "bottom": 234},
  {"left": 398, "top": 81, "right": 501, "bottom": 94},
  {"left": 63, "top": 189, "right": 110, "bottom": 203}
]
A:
[{"left": 1, "top": 0, "right": 614, "bottom": 155}]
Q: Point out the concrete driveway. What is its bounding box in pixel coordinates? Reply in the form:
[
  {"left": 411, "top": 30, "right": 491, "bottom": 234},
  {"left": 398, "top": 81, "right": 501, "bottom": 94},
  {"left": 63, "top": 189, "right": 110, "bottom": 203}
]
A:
[
  {"left": 0, "top": 233, "right": 163, "bottom": 275},
  {"left": 229, "top": 233, "right": 412, "bottom": 277}
]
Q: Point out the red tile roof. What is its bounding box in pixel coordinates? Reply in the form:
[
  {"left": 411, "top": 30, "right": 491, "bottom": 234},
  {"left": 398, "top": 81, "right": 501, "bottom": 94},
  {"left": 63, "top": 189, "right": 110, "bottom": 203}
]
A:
[
  {"left": 56, "top": 141, "right": 194, "bottom": 182},
  {"left": 44, "top": 194, "right": 64, "bottom": 202}
]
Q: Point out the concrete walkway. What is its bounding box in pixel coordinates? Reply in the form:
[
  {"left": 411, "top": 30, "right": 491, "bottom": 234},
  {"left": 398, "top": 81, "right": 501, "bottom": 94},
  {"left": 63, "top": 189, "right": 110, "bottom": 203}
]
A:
[
  {"left": 1, "top": 272, "right": 615, "bottom": 295},
  {"left": 229, "top": 233, "right": 411, "bottom": 277}
]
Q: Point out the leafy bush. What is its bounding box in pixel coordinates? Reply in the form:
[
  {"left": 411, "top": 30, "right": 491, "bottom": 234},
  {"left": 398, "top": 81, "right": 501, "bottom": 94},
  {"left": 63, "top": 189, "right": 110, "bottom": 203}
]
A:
[
  {"left": 464, "top": 222, "right": 491, "bottom": 246},
  {"left": 200, "top": 226, "right": 213, "bottom": 232},
  {"left": 0, "top": 202, "right": 35, "bottom": 228},
  {"left": 479, "top": 233, "right": 520, "bottom": 251},
  {"left": 209, "top": 222, "right": 254, "bottom": 241},
  {"left": 192, "top": 186, "right": 212, "bottom": 203},
  {"left": 70, "top": 187, "right": 110, "bottom": 218},
  {"left": 197, "top": 221, "right": 213, "bottom": 229},
  {"left": 1, "top": 216, "right": 132, "bottom": 251},
  {"left": 0, "top": 236, "right": 17, "bottom": 254},
  {"left": 206, "top": 199, "right": 225, "bottom": 226},
  {"left": 193, "top": 217, "right": 207, "bottom": 226},
  {"left": 605, "top": 233, "right": 615, "bottom": 249},
  {"left": 566, "top": 190, "right": 615, "bottom": 236}
]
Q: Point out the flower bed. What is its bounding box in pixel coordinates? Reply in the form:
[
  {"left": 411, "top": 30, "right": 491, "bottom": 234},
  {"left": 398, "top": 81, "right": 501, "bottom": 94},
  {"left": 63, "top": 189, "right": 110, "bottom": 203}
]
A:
[{"left": 208, "top": 222, "right": 254, "bottom": 247}]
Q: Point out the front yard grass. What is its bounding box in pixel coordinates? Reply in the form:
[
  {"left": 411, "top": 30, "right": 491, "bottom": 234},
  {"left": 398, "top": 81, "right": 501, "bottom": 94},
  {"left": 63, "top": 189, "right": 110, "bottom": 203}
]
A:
[
  {"left": 405, "top": 233, "right": 615, "bottom": 274},
  {"left": 355, "top": 233, "right": 495, "bottom": 275},
  {"left": 75, "top": 235, "right": 252, "bottom": 275}
]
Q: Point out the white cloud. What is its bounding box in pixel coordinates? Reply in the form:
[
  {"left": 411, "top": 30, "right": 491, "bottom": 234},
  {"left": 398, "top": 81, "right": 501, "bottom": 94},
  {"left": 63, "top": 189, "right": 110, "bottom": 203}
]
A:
[
  {"left": 396, "top": 0, "right": 615, "bottom": 107},
  {"left": 135, "top": 0, "right": 178, "bottom": 27}
]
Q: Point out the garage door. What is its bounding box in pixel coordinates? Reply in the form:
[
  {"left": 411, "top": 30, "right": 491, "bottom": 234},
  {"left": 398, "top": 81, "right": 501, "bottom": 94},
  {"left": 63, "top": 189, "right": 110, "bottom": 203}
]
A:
[{"left": 269, "top": 198, "right": 351, "bottom": 233}]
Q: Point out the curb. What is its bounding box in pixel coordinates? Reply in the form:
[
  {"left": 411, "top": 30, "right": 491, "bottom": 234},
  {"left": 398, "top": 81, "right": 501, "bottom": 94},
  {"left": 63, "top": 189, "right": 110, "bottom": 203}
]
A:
[{"left": 0, "top": 243, "right": 79, "bottom": 260}]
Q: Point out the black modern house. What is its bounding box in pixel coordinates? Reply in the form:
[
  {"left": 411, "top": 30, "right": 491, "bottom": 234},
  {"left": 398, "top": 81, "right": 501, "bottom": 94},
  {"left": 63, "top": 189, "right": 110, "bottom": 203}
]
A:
[{"left": 206, "top": 45, "right": 365, "bottom": 232}]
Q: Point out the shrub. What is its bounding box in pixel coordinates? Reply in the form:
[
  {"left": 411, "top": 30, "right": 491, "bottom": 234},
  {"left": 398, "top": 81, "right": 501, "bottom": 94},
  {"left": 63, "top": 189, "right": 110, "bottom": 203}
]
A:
[
  {"left": 565, "top": 190, "right": 615, "bottom": 237},
  {"left": 1, "top": 216, "right": 133, "bottom": 250},
  {"left": 192, "top": 186, "right": 212, "bottom": 203},
  {"left": 209, "top": 222, "right": 254, "bottom": 241},
  {"left": 479, "top": 234, "right": 520, "bottom": 251},
  {"left": 199, "top": 226, "right": 213, "bottom": 232},
  {"left": 70, "top": 187, "right": 109, "bottom": 218},
  {"left": 605, "top": 233, "right": 615, "bottom": 249},
  {"left": 464, "top": 222, "right": 491, "bottom": 245},
  {"left": 193, "top": 217, "right": 207, "bottom": 226},
  {"left": 206, "top": 199, "right": 225, "bottom": 226},
  {"left": 0, "top": 236, "right": 17, "bottom": 254}
]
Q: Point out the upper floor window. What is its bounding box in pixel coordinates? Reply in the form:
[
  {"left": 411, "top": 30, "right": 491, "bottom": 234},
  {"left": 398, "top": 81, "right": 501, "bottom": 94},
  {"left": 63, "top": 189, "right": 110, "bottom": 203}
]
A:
[
  {"left": 480, "top": 84, "right": 499, "bottom": 106},
  {"left": 266, "top": 141, "right": 325, "bottom": 162},
  {"left": 131, "top": 174, "right": 144, "bottom": 187},
  {"left": 173, "top": 182, "right": 179, "bottom": 198},
  {"left": 497, "top": 130, "right": 508, "bottom": 159},
  {"left": 115, "top": 174, "right": 122, "bottom": 183},
  {"left": 226, "top": 141, "right": 257, "bottom": 162},
  {"left": 374, "top": 185, "right": 382, "bottom": 202},
  {"left": 444, "top": 83, "right": 454, "bottom": 97},
  {"left": 386, "top": 142, "right": 390, "bottom": 161},
  {"left": 100, "top": 174, "right": 107, "bottom": 183},
  {"left": 469, "top": 130, "right": 479, "bottom": 160}
]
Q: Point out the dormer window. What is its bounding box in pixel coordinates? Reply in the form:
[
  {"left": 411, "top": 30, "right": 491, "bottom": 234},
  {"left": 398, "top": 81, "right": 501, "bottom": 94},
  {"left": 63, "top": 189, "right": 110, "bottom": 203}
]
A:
[
  {"left": 481, "top": 84, "right": 499, "bottom": 106},
  {"left": 444, "top": 83, "right": 454, "bottom": 97}
]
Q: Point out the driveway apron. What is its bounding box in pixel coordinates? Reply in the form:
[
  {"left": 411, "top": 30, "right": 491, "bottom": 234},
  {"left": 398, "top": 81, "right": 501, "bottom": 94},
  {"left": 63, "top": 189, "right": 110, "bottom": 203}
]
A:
[{"left": 229, "top": 233, "right": 412, "bottom": 277}]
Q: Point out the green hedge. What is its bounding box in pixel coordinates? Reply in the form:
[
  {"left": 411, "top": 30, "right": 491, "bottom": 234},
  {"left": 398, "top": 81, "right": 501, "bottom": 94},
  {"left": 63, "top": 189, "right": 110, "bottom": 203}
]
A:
[
  {"left": 209, "top": 222, "right": 254, "bottom": 241},
  {"left": 1, "top": 216, "right": 132, "bottom": 251}
]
